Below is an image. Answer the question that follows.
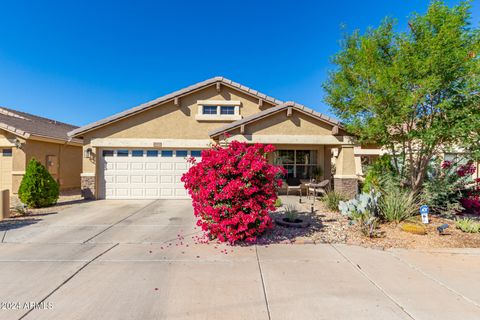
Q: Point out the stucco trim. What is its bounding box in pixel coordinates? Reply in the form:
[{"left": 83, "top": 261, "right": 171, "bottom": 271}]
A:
[
  {"left": 334, "top": 174, "right": 359, "bottom": 179},
  {"left": 195, "top": 115, "right": 242, "bottom": 121},
  {"left": 224, "top": 134, "right": 355, "bottom": 145},
  {"left": 209, "top": 101, "right": 344, "bottom": 137},
  {"left": 197, "top": 100, "right": 241, "bottom": 106},
  {"left": 91, "top": 138, "right": 213, "bottom": 148},
  {"left": 80, "top": 173, "right": 96, "bottom": 177},
  {"left": 353, "top": 147, "right": 383, "bottom": 155},
  {"left": 68, "top": 77, "right": 284, "bottom": 138}
]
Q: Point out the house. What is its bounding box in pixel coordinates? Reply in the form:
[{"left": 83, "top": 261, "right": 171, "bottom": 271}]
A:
[
  {"left": 0, "top": 107, "right": 83, "bottom": 199},
  {"left": 68, "top": 77, "right": 361, "bottom": 200}
]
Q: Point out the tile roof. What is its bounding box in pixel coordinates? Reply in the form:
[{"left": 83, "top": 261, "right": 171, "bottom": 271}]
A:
[
  {"left": 0, "top": 106, "right": 81, "bottom": 142},
  {"left": 68, "top": 76, "right": 284, "bottom": 137},
  {"left": 209, "top": 101, "right": 343, "bottom": 137}
]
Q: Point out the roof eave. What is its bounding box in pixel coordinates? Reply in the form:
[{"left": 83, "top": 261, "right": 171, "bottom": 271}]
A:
[{"left": 209, "top": 101, "right": 344, "bottom": 138}]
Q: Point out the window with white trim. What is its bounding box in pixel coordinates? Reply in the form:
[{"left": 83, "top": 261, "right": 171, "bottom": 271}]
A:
[
  {"left": 273, "top": 150, "right": 318, "bottom": 179},
  {"left": 196, "top": 100, "right": 242, "bottom": 121}
]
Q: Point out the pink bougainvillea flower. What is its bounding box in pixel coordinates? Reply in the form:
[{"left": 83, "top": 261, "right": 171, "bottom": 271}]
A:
[{"left": 181, "top": 141, "right": 285, "bottom": 244}]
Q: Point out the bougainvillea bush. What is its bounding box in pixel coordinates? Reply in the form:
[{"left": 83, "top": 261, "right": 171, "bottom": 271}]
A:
[
  {"left": 181, "top": 141, "right": 285, "bottom": 244},
  {"left": 424, "top": 160, "right": 477, "bottom": 214}
]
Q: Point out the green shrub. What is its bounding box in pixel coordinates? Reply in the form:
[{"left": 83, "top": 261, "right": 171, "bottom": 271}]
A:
[
  {"left": 378, "top": 182, "right": 419, "bottom": 223},
  {"left": 362, "top": 155, "right": 396, "bottom": 192},
  {"left": 455, "top": 218, "right": 480, "bottom": 233},
  {"left": 274, "top": 198, "right": 282, "bottom": 208},
  {"left": 322, "top": 190, "right": 346, "bottom": 212},
  {"left": 18, "top": 158, "right": 59, "bottom": 208}
]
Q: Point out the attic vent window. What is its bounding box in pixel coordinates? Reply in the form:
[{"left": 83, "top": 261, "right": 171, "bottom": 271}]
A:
[{"left": 196, "top": 100, "right": 242, "bottom": 121}]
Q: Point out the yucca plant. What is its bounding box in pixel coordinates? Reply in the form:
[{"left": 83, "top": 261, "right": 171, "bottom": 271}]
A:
[
  {"left": 378, "top": 180, "right": 419, "bottom": 223},
  {"left": 322, "top": 190, "right": 346, "bottom": 212}
]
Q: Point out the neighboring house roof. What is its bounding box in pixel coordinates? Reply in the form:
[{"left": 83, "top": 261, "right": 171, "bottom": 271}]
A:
[
  {"left": 0, "top": 106, "right": 81, "bottom": 143},
  {"left": 68, "top": 76, "right": 284, "bottom": 137},
  {"left": 209, "top": 101, "right": 344, "bottom": 137}
]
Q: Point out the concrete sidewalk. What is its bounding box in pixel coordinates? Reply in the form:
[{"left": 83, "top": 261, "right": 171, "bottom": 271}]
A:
[{"left": 0, "top": 200, "right": 478, "bottom": 319}]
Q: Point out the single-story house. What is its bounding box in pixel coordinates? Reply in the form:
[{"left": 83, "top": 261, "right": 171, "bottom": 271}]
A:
[
  {"left": 0, "top": 107, "right": 83, "bottom": 198},
  {"left": 68, "top": 77, "right": 363, "bottom": 200}
]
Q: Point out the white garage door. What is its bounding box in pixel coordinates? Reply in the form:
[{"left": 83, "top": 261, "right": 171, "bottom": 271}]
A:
[{"left": 99, "top": 149, "right": 201, "bottom": 199}]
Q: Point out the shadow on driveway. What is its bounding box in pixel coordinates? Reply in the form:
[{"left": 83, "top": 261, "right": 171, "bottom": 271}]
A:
[{"left": 0, "top": 218, "right": 41, "bottom": 231}]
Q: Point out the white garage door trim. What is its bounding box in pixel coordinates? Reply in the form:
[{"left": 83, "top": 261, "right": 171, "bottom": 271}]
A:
[{"left": 99, "top": 149, "right": 201, "bottom": 200}]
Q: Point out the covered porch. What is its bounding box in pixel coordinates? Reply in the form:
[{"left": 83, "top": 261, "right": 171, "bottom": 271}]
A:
[{"left": 209, "top": 102, "right": 361, "bottom": 198}]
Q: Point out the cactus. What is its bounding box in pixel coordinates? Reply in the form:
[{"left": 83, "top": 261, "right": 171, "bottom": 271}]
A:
[
  {"left": 401, "top": 223, "right": 427, "bottom": 235},
  {"left": 338, "top": 190, "right": 380, "bottom": 218}
]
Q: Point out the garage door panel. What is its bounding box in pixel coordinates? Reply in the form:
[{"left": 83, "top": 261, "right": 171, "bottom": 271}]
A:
[
  {"left": 145, "top": 189, "right": 159, "bottom": 197},
  {"left": 160, "top": 175, "right": 173, "bottom": 183},
  {"left": 131, "top": 163, "right": 144, "bottom": 170},
  {"left": 116, "top": 189, "right": 129, "bottom": 197},
  {"left": 115, "top": 175, "right": 129, "bottom": 184},
  {"left": 145, "top": 176, "right": 158, "bottom": 184},
  {"left": 130, "top": 175, "right": 144, "bottom": 183},
  {"left": 175, "top": 189, "right": 187, "bottom": 197},
  {"left": 104, "top": 176, "right": 115, "bottom": 183},
  {"left": 160, "top": 189, "right": 173, "bottom": 196},
  {"left": 115, "top": 163, "right": 129, "bottom": 170},
  {"left": 130, "top": 189, "right": 144, "bottom": 197},
  {"left": 101, "top": 149, "right": 199, "bottom": 199},
  {"left": 160, "top": 163, "right": 173, "bottom": 170},
  {"left": 175, "top": 163, "right": 188, "bottom": 170},
  {"left": 145, "top": 163, "right": 158, "bottom": 170}
]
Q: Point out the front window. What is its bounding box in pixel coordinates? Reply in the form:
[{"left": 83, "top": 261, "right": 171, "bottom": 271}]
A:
[
  {"left": 191, "top": 150, "right": 202, "bottom": 157},
  {"left": 220, "top": 106, "right": 235, "bottom": 115},
  {"left": 117, "top": 150, "right": 129, "bottom": 157},
  {"left": 176, "top": 150, "right": 188, "bottom": 157},
  {"left": 2, "top": 148, "right": 12, "bottom": 157},
  {"left": 202, "top": 106, "right": 217, "bottom": 115},
  {"left": 274, "top": 150, "right": 317, "bottom": 179},
  {"left": 132, "top": 150, "right": 144, "bottom": 157}
]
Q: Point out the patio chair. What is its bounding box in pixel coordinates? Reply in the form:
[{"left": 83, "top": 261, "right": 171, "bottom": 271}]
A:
[
  {"left": 286, "top": 177, "right": 303, "bottom": 198},
  {"left": 307, "top": 179, "right": 330, "bottom": 199}
]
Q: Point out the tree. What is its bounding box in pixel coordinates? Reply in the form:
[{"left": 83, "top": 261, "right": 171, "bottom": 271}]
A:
[
  {"left": 181, "top": 141, "right": 285, "bottom": 244},
  {"left": 323, "top": 1, "right": 480, "bottom": 193},
  {"left": 18, "top": 158, "right": 60, "bottom": 208}
]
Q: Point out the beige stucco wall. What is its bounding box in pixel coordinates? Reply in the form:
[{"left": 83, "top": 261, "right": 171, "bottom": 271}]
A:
[
  {"left": 79, "top": 85, "right": 275, "bottom": 174},
  {"left": 82, "top": 85, "right": 275, "bottom": 144},
  {"left": 19, "top": 139, "right": 82, "bottom": 191},
  {"left": 242, "top": 110, "right": 346, "bottom": 136}
]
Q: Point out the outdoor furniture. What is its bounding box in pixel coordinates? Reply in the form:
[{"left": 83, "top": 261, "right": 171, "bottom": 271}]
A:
[
  {"left": 286, "top": 177, "right": 303, "bottom": 198},
  {"left": 307, "top": 179, "right": 330, "bottom": 199}
]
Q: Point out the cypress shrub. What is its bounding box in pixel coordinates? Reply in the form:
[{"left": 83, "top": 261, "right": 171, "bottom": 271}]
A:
[{"left": 18, "top": 158, "right": 59, "bottom": 208}]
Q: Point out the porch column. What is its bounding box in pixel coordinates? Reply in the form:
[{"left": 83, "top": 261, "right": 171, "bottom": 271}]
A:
[{"left": 334, "top": 144, "right": 358, "bottom": 199}]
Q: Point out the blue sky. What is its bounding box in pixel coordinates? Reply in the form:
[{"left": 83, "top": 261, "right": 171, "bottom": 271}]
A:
[{"left": 0, "top": 0, "right": 478, "bottom": 126}]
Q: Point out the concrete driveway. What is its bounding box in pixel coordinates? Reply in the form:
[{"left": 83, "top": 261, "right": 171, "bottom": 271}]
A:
[{"left": 0, "top": 200, "right": 479, "bottom": 320}]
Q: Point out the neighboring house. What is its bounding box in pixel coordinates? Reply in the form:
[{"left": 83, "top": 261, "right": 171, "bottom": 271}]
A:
[
  {"left": 0, "top": 107, "right": 83, "bottom": 198},
  {"left": 68, "top": 77, "right": 361, "bottom": 200}
]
